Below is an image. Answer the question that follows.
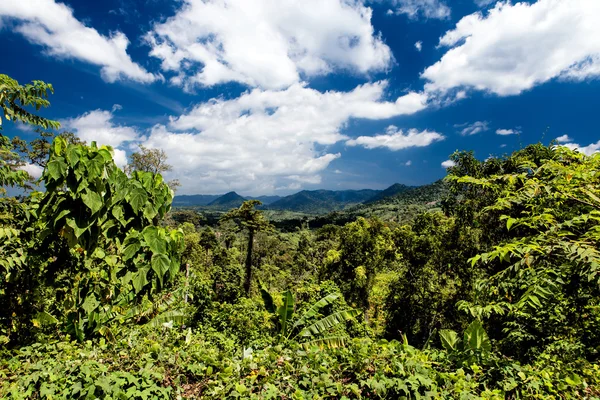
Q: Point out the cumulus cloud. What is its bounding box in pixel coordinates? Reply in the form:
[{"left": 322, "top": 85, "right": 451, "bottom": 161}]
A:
[
  {"left": 415, "top": 41, "right": 422, "bottom": 51},
  {"left": 404, "top": 160, "right": 412, "bottom": 166},
  {"left": 561, "top": 140, "right": 600, "bottom": 156},
  {"left": 422, "top": 0, "right": 600, "bottom": 96},
  {"left": 496, "top": 128, "right": 519, "bottom": 135},
  {"left": 455, "top": 121, "right": 489, "bottom": 136},
  {"left": 18, "top": 163, "right": 44, "bottom": 179},
  {"left": 384, "top": 0, "right": 451, "bottom": 20},
  {"left": 142, "top": 82, "right": 427, "bottom": 194},
  {"left": 146, "top": 0, "right": 393, "bottom": 90},
  {"left": 63, "top": 110, "right": 140, "bottom": 168},
  {"left": 0, "top": 0, "right": 157, "bottom": 83},
  {"left": 346, "top": 125, "right": 444, "bottom": 150},
  {"left": 556, "top": 134, "right": 572, "bottom": 143},
  {"left": 441, "top": 159, "right": 456, "bottom": 168}
]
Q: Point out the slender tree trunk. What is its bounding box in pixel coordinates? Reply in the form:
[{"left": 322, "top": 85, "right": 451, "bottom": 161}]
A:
[{"left": 244, "top": 229, "right": 254, "bottom": 296}]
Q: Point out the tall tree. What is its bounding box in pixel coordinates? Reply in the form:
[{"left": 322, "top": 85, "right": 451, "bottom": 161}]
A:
[
  {"left": 125, "top": 145, "right": 180, "bottom": 191},
  {"left": 220, "top": 200, "right": 273, "bottom": 296}
]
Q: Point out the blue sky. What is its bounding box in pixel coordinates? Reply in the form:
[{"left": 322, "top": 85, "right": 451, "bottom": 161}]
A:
[{"left": 1, "top": 0, "right": 599, "bottom": 195}]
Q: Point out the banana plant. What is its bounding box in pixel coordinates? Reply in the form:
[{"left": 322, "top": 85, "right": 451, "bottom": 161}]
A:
[
  {"left": 439, "top": 320, "right": 492, "bottom": 366},
  {"left": 261, "top": 288, "right": 359, "bottom": 349}
]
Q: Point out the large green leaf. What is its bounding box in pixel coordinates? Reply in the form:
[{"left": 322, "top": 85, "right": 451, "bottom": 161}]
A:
[
  {"left": 302, "top": 336, "right": 348, "bottom": 350},
  {"left": 132, "top": 267, "right": 149, "bottom": 294},
  {"left": 277, "top": 290, "right": 295, "bottom": 339},
  {"left": 298, "top": 309, "right": 359, "bottom": 338},
  {"left": 81, "top": 294, "right": 100, "bottom": 315},
  {"left": 81, "top": 190, "right": 102, "bottom": 214},
  {"left": 151, "top": 253, "right": 170, "bottom": 286},
  {"left": 46, "top": 159, "right": 67, "bottom": 180},
  {"left": 142, "top": 226, "right": 167, "bottom": 254},
  {"left": 439, "top": 329, "right": 460, "bottom": 352},
  {"left": 463, "top": 320, "right": 491, "bottom": 353},
  {"left": 290, "top": 293, "right": 339, "bottom": 334},
  {"left": 129, "top": 188, "right": 148, "bottom": 214}
]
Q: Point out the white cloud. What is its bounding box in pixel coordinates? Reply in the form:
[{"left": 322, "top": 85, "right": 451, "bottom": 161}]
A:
[
  {"left": 561, "top": 140, "right": 600, "bottom": 156},
  {"left": 422, "top": 0, "right": 600, "bottom": 96},
  {"left": 18, "top": 163, "right": 44, "bottom": 179},
  {"left": 385, "top": 0, "right": 451, "bottom": 20},
  {"left": 441, "top": 159, "right": 456, "bottom": 168},
  {"left": 0, "top": 0, "right": 157, "bottom": 83},
  {"left": 496, "top": 128, "right": 519, "bottom": 135},
  {"left": 346, "top": 125, "right": 444, "bottom": 150},
  {"left": 143, "top": 81, "right": 427, "bottom": 194},
  {"left": 63, "top": 109, "right": 140, "bottom": 168},
  {"left": 404, "top": 160, "right": 412, "bottom": 166},
  {"left": 456, "top": 121, "right": 489, "bottom": 136},
  {"left": 415, "top": 41, "right": 422, "bottom": 52},
  {"left": 146, "top": 0, "right": 393, "bottom": 90},
  {"left": 556, "top": 134, "right": 572, "bottom": 143},
  {"left": 500, "top": 143, "right": 507, "bottom": 148},
  {"left": 475, "top": 0, "right": 495, "bottom": 6},
  {"left": 111, "top": 104, "right": 123, "bottom": 112}
]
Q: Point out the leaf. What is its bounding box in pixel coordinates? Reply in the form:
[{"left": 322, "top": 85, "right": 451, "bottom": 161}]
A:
[
  {"left": 291, "top": 293, "right": 339, "bottom": 333},
  {"left": 132, "top": 267, "right": 149, "bottom": 294},
  {"left": 439, "top": 329, "right": 460, "bottom": 352},
  {"left": 298, "top": 309, "right": 360, "bottom": 338},
  {"left": 142, "top": 226, "right": 167, "bottom": 254},
  {"left": 277, "top": 290, "right": 295, "bottom": 338},
  {"left": 151, "top": 253, "right": 171, "bottom": 286},
  {"left": 129, "top": 188, "right": 148, "bottom": 214},
  {"left": 46, "top": 159, "right": 67, "bottom": 180},
  {"left": 32, "top": 311, "right": 59, "bottom": 328},
  {"left": 148, "top": 310, "right": 185, "bottom": 327},
  {"left": 302, "top": 336, "right": 348, "bottom": 350},
  {"left": 463, "top": 320, "right": 491, "bottom": 353},
  {"left": 506, "top": 217, "right": 516, "bottom": 231},
  {"left": 81, "top": 294, "right": 100, "bottom": 315},
  {"left": 122, "top": 237, "right": 141, "bottom": 261},
  {"left": 81, "top": 190, "right": 103, "bottom": 214}
]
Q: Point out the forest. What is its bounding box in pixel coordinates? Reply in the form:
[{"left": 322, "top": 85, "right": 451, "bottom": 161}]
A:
[{"left": 1, "top": 74, "right": 600, "bottom": 399}]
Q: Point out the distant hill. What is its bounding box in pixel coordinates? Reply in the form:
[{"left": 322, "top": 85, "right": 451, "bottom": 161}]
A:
[
  {"left": 364, "top": 183, "right": 413, "bottom": 204},
  {"left": 207, "top": 191, "right": 246, "bottom": 209},
  {"left": 246, "top": 195, "right": 282, "bottom": 205},
  {"left": 268, "top": 189, "right": 380, "bottom": 213},
  {"left": 173, "top": 194, "right": 221, "bottom": 206}
]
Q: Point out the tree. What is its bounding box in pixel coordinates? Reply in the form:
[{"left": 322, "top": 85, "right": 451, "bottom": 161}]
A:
[
  {"left": 323, "top": 217, "right": 395, "bottom": 321},
  {"left": 455, "top": 145, "right": 600, "bottom": 362},
  {"left": 11, "top": 129, "right": 84, "bottom": 168},
  {"left": 125, "top": 145, "right": 180, "bottom": 191},
  {"left": 220, "top": 200, "right": 273, "bottom": 296},
  {"left": 0, "top": 74, "right": 60, "bottom": 193}
]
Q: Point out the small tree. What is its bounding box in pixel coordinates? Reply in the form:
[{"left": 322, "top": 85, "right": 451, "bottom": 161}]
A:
[
  {"left": 220, "top": 200, "right": 272, "bottom": 296},
  {"left": 125, "top": 145, "right": 180, "bottom": 191}
]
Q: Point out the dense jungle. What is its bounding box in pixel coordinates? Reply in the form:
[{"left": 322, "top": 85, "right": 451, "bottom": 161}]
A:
[{"left": 1, "top": 74, "right": 600, "bottom": 399}]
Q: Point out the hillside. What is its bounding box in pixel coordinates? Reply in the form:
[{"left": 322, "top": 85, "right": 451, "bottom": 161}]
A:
[
  {"left": 172, "top": 194, "right": 221, "bottom": 206},
  {"left": 364, "top": 183, "right": 412, "bottom": 203},
  {"left": 207, "top": 191, "right": 246, "bottom": 209},
  {"left": 268, "top": 189, "right": 380, "bottom": 213}
]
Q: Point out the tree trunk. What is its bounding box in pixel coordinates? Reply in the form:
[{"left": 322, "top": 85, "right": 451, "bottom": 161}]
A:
[{"left": 244, "top": 229, "right": 254, "bottom": 296}]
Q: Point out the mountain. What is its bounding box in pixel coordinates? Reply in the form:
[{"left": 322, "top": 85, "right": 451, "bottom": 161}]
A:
[
  {"left": 246, "top": 195, "right": 282, "bottom": 205},
  {"left": 268, "top": 189, "right": 380, "bottom": 213},
  {"left": 173, "top": 194, "right": 221, "bottom": 206},
  {"left": 364, "top": 183, "right": 413, "bottom": 204},
  {"left": 207, "top": 191, "right": 247, "bottom": 209}
]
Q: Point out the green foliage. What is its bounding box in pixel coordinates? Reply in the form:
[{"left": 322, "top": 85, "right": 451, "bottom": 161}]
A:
[
  {"left": 0, "top": 136, "right": 184, "bottom": 343},
  {"left": 261, "top": 287, "right": 359, "bottom": 348}
]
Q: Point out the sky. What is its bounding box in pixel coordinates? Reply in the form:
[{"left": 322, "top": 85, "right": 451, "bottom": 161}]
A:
[{"left": 1, "top": 0, "right": 600, "bottom": 195}]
